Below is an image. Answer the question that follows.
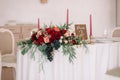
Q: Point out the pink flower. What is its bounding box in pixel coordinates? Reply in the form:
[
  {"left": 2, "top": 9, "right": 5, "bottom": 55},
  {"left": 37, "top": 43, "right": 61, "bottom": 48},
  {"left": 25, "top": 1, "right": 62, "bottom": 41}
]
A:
[
  {"left": 64, "top": 30, "right": 70, "bottom": 37},
  {"left": 53, "top": 27, "right": 60, "bottom": 32},
  {"left": 44, "top": 36, "right": 50, "bottom": 43}
]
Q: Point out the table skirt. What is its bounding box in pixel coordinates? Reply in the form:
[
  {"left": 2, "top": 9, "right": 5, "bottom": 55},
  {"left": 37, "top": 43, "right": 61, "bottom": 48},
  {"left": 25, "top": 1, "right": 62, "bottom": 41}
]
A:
[{"left": 16, "top": 42, "right": 120, "bottom": 80}]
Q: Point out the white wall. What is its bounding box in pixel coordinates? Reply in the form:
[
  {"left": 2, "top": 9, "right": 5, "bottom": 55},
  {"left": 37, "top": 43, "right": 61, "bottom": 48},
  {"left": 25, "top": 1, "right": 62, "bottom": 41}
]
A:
[{"left": 0, "top": 0, "right": 116, "bottom": 37}]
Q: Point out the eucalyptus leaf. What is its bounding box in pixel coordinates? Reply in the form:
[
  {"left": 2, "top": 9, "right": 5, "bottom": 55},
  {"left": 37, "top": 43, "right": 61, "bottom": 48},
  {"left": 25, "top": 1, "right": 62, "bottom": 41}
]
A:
[{"left": 21, "top": 47, "right": 29, "bottom": 55}]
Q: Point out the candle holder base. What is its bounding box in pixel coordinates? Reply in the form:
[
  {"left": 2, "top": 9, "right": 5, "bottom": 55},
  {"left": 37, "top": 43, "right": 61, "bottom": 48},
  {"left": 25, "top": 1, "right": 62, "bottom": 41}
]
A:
[{"left": 88, "top": 35, "right": 94, "bottom": 44}]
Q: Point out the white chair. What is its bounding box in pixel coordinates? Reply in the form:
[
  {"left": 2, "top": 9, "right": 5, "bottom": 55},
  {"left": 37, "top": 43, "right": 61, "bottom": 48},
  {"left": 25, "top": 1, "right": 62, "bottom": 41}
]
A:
[
  {"left": 105, "top": 68, "right": 120, "bottom": 80},
  {"left": 105, "top": 27, "right": 120, "bottom": 80},
  {"left": 0, "top": 28, "right": 16, "bottom": 80},
  {"left": 0, "top": 51, "right": 1, "bottom": 80},
  {"left": 111, "top": 27, "right": 120, "bottom": 37}
]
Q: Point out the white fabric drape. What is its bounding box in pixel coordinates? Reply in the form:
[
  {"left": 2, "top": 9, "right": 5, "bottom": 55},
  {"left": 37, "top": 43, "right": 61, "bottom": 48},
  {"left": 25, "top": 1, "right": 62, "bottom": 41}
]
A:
[{"left": 16, "top": 42, "right": 120, "bottom": 80}]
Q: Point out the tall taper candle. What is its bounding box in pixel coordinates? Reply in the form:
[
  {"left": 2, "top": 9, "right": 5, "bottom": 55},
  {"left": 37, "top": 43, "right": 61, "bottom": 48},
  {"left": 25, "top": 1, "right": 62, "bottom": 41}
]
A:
[
  {"left": 38, "top": 18, "right": 40, "bottom": 29},
  {"left": 66, "top": 9, "right": 69, "bottom": 28},
  {"left": 90, "top": 14, "right": 92, "bottom": 36}
]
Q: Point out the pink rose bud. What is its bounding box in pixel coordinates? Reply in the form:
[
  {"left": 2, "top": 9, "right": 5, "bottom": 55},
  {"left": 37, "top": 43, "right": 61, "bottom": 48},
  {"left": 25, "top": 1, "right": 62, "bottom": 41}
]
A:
[{"left": 44, "top": 36, "right": 50, "bottom": 43}]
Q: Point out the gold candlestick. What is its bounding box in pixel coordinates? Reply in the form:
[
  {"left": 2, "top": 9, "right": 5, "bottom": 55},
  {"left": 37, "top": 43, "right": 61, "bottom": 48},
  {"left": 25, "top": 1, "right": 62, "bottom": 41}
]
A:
[{"left": 89, "top": 35, "right": 93, "bottom": 44}]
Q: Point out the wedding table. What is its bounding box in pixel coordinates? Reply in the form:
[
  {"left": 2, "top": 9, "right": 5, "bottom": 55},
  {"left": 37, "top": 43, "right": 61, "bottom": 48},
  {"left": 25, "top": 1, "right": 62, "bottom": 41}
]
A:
[{"left": 16, "top": 40, "right": 120, "bottom": 80}]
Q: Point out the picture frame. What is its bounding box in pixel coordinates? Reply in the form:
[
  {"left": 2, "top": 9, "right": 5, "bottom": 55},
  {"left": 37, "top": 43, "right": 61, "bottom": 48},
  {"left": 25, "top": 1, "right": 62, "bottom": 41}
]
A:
[
  {"left": 40, "top": 0, "right": 47, "bottom": 3},
  {"left": 75, "top": 24, "right": 88, "bottom": 40}
]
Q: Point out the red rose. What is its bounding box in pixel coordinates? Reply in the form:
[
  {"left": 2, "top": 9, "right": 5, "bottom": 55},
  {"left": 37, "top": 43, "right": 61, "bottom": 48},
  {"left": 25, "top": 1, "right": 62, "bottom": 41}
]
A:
[
  {"left": 49, "top": 33, "right": 55, "bottom": 43},
  {"left": 61, "top": 29, "right": 67, "bottom": 35},
  {"left": 37, "top": 35, "right": 44, "bottom": 45},
  {"left": 46, "top": 28, "right": 52, "bottom": 34},
  {"left": 45, "top": 27, "right": 62, "bottom": 43},
  {"left": 31, "top": 33, "right": 37, "bottom": 42},
  {"left": 72, "top": 40, "right": 76, "bottom": 45},
  {"left": 54, "top": 31, "right": 61, "bottom": 40},
  {"left": 45, "top": 28, "right": 55, "bottom": 43}
]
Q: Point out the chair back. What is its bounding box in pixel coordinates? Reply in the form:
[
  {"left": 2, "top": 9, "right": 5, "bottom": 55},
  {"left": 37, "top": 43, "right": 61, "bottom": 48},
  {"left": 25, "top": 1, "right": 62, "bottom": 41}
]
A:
[
  {"left": 0, "top": 28, "right": 15, "bottom": 55},
  {"left": 112, "top": 27, "right": 120, "bottom": 37},
  {"left": 0, "top": 51, "right": 1, "bottom": 80}
]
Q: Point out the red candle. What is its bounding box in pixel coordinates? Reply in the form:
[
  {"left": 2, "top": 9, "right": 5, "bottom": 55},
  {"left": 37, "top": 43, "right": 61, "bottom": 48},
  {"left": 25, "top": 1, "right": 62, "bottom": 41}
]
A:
[
  {"left": 38, "top": 18, "right": 40, "bottom": 29},
  {"left": 90, "top": 14, "right": 92, "bottom": 36},
  {"left": 66, "top": 9, "right": 69, "bottom": 27}
]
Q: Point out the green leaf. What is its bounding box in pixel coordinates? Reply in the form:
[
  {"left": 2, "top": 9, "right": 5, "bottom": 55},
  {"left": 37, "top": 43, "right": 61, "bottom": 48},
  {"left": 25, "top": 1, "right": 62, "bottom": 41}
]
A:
[
  {"left": 21, "top": 47, "right": 29, "bottom": 55},
  {"left": 38, "top": 45, "right": 47, "bottom": 56},
  {"left": 21, "top": 43, "right": 33, "bottom": 55},
  {"left": 62, "top": 44, "right": 76, "bottom": 63},
  {"left": 82, "top": 40, "right": 87, "bottom": 48},
  {"left": 30, "top": 45, "right": 37, "bottom": 60}
]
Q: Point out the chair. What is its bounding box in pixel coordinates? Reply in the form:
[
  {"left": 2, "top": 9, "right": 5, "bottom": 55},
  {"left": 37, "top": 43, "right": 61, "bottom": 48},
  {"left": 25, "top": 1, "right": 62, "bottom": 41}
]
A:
[
  {"left": 0, "top": 51, "right": 1, "bottom": 80},
  {"left": 0, "top": 28, "right": 16, "bottom": 80},
  {"left": 105, "top": 68, "right": 120, "bottom": 80},
  {"left": 105, "top": 27, "right": 120, "bottom": 80},
  {"left": 111, "top": 27, "right": 120, "bottom": 37}
]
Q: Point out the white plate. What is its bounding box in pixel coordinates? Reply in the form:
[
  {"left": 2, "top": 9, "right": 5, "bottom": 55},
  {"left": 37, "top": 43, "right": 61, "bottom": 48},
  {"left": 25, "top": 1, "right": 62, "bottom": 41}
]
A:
[
  {"left": 94, "top": 37, "right": 120, "bottom": 43},
  {"left": 95, "top": 39, "right": 114, "bottom": 43}
]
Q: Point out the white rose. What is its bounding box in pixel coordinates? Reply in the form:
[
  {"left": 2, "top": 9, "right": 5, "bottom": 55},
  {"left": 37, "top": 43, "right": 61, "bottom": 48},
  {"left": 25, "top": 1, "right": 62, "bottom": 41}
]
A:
[
  {"left": 59, "top": 39, "right": 62, "bottom": 43},
  {"left": 60, "top": 36, "right": 63, "bottom": 39},
  {"left": 64, "top": 40, "right": 68, "bottom": 44}
]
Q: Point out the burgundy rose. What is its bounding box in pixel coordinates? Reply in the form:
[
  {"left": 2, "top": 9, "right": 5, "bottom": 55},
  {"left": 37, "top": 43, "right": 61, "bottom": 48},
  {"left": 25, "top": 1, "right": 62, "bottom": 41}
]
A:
[
  {"left": 54, "top": 31, "right": 61, "bottom": 40},
  {"left": 46, "top": 28, "right": 51, "bottom": 34},
  {"left": 46, "top": 28, "right": 55, "bottom": 43},
  {"left": 49, "top": 33, "right": 55, "bottom": 43},
  {"left": 45, "top": 27, "right": 62, "bottom": 43},
  {"left": 72, "top": 40, "right": 76, "bottom": 45},
  {"left": 71, "top": 33, "right": 75, "bottom": 36},
  {"left": 31, "top": 33, "right": 37, "bottom": 42},
  {"left": 37, "top": 35, "right": 44, "bottom": 45},
  {"left": 61, "top": 29, "right": 67, "bottom": 35}
]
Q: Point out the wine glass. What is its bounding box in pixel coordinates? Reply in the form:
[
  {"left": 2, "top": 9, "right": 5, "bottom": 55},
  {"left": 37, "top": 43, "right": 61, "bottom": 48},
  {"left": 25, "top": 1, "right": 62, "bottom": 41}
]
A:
[{"left": 103, "top": 29, "right": 108, "bottom": 38}]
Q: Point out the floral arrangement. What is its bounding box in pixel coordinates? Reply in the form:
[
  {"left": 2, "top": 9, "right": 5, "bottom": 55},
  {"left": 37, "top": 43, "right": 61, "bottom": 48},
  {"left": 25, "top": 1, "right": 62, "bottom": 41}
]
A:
[{"left": 17, "top": 24, "right": 87, "bottom": 63}]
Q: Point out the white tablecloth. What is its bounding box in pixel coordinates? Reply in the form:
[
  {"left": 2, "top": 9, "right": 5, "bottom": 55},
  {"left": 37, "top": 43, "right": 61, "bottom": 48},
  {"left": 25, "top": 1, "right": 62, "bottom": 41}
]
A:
[{"left": 16, "top": 42, "right": 120, "bottom": 80}]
